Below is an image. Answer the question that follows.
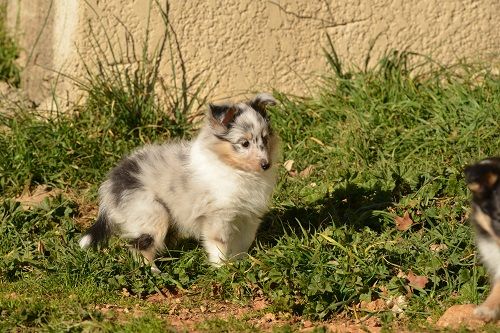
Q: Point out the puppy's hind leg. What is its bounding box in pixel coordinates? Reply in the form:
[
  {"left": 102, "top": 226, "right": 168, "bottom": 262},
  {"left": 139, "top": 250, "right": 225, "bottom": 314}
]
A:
[
  {"left": 129, "top": 234, "right": 162, "bottom": 274},
  {"left": 123, "top": 197, "right": 172, "bottom": 274}
]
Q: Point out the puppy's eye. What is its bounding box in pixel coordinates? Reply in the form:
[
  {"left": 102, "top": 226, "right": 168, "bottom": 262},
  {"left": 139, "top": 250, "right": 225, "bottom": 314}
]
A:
[
  {"left": 241, "top": 140, "right": 250, "bottom": 148},
  {"left": 262, "top": 135, "right": 268, "bottom": 145}
]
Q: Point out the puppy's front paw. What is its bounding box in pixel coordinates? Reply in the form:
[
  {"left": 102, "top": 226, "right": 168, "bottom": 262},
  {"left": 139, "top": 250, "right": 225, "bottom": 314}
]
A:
[
  {"left": 150, "top": 265, "right": 162, "bottom": 274},
  {"left": 474, "top": 304, "right": 499, "bottom": 322}
]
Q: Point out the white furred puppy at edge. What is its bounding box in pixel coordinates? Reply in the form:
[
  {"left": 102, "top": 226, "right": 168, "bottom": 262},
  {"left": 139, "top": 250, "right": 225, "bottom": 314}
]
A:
[{"left": 79, "top": 93, "right": 280, "bottom": 273}]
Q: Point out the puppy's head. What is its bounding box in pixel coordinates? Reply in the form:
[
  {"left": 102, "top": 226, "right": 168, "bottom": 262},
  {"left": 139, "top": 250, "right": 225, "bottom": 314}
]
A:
[
  {"left": 205, "top": 93, "right": 278, "bottom": 173},
  {"left": 465, "top": 157, "right": 500, "bottom": 238}
]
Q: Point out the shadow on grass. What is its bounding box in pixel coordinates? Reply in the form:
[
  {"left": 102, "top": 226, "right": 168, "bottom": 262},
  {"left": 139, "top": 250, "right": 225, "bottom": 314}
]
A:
[{"left": 257, "top": 182, "right": 398, "bottom": 246}]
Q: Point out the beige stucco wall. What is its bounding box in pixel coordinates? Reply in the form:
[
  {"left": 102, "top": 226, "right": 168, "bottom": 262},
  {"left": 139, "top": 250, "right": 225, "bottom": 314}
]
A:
[{"left": 6, "top": 0, "right": 500, "bottom": 109}]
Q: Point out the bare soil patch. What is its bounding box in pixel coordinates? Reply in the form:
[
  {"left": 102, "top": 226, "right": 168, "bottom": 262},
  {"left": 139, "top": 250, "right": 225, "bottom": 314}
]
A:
[
  {"left": 146, "top": 289, "right": 283, "bottom": 332},
  {"left": 141, "top": 289, "right": 411, "bottom": 332}
]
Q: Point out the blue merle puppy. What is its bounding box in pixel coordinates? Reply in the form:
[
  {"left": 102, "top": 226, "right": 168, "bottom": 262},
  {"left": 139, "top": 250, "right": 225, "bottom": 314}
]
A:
[{"left": 79, "top": 93, "right": 280, "bottom": 273}]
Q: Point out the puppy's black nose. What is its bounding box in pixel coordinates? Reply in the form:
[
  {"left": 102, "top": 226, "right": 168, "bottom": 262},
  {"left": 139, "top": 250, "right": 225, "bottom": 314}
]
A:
[{"left": 261, "top": 161, "right": 270, "bottom": 170}]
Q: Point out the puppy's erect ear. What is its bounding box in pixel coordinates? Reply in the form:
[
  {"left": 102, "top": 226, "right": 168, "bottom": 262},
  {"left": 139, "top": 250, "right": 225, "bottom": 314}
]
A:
[
  {"left": 208, "top": 103, "right": 238, "bottom": 128},
  {"left": 465, "top": 164, "right": 500, "bottom": 194},
  {"left": 248, "top": 93, "right": 277, "bottom": 119}
]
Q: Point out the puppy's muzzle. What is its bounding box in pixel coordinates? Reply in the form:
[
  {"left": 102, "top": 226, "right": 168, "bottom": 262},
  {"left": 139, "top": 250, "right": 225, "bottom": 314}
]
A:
[{"left": 260, "top": 159, "right": 270, "bottom": 170}]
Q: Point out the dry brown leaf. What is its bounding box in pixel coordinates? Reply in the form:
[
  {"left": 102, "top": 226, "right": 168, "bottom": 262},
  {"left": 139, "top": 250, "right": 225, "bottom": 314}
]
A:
[
  {"left": 121, "top": 288, "right": 131, "bottom": 297},
  {"left": 395, "top": 211, "right": 413, "bottom": 231},
  {"left": 360, "top": 298, "right": 386, "bottom": 312},
  {"left": 283, "top": 160, "right": 294, "bottom": 171},
  {"left": 6, "top": 293, "right": 18, "bottom": 300},
  {"left": 430, "top": 243, "right": 448, "bottom": 252},
  {"left": 284, "top": 160, "right": 300, "bottom": 177},
  {"left": 15, "top": 185, "right": 62, "bottom": 209},
  {"left": 386, "top": 295, "right": 407, "bottom": 314},
  {"left": 37, "top": 240, "right": 45, "bottom": 254},
  {"left": 406, "top": 271, "right": 429, "bottom": 289},
  {"left": 252, "top": 298, "right": 268, "bottom": 311},
  {"left": 309, "top": 137, "right": 325, "bottom": 146},
  {"left": 299, "top": 165, "right": 314, "bottom": 178},
  {"left": 379, "top": 286, "right": 389, "bottom": 296},
  {"left": 261, "top": 313, "right": 276, "bottom": 322}
]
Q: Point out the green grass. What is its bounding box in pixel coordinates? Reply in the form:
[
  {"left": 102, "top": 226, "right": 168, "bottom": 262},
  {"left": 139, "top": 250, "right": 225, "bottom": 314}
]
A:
[
  {"left": 1, "top": 37, "right": 500, "bottom": 331},
  {"left": 0, "top": 3, "right": 20, "bottom": 86}
]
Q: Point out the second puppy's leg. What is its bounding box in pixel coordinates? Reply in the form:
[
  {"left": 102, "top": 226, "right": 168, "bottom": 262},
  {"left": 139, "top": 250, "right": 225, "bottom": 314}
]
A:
[
  {"left": 475, "top": 235, "right": 500, "bottom": 321},
  {"left": 474, "top": 280, "right": 500, "bottom": 321}
]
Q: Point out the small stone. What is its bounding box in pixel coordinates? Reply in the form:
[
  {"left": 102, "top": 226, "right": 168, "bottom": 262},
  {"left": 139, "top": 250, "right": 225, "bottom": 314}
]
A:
[{"left": 436, "top": 304, "right": 489, "bottom": 329}]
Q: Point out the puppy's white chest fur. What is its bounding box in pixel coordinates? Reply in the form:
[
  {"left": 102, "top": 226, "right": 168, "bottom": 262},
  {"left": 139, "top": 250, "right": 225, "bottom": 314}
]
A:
[
  {"left": 190, "top": 140, "right": 275, "bottom": 217},
  {"left": 477, "top": 232, "right": 500, "bottom": 281}
]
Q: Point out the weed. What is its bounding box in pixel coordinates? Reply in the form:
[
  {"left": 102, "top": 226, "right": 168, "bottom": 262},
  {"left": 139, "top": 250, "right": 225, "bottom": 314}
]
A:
[
  {"left": 0, "top": 1, "right": 214, "bottom": 197},
  {"left": 0, "top": 3, "right": 20, "bottom": 86}
]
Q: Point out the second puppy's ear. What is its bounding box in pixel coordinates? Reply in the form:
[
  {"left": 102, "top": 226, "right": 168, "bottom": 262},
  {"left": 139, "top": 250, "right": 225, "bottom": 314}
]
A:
[
  {"left": 465, "top": 165, "right": 499, "bottom": 193},
  {"left": 248, "top": 93, "right": 276, "bottom": 119},
  {"left": 470, "top": 172, "right": 498, "bottom": 193},
  {"left": 208, "top": 104, "right": 238, "bottom": 128}
]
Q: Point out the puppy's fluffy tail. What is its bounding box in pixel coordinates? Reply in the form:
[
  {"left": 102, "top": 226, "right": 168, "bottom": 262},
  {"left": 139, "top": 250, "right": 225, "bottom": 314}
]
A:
[{"left": 79, "top": 213, "right": 111, "bottom": 249}]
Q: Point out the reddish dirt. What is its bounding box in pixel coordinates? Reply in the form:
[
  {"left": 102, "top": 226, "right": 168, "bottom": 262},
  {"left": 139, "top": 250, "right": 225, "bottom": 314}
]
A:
[
  {"left": 142, "top": 289, "right": 500, "bottom": 332},
  {"left": 146, "top": 289, "right": 287, "bottom": 332},
  {"left": 94, "top": 303, "right": 145, "bottom": 320},
  {"left": 140, "top": 289, "right": 410, "bottom": 332}
]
